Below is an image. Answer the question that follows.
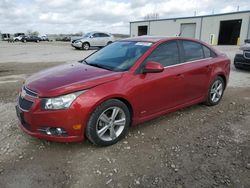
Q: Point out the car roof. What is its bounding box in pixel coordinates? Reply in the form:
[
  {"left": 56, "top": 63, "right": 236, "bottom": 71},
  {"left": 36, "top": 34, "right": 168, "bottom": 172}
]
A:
[{"left": 121, "top": 36, "right": 201, "bottom": 43}]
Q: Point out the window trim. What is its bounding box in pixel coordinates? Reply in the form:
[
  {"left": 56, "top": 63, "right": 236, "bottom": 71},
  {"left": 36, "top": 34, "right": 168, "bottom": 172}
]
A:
[
  {"left": 135, "top": 39, "right": 217, "bottom": 74},
  {"left": 163, "top": 57, "right": 213, "bottom": 69}
]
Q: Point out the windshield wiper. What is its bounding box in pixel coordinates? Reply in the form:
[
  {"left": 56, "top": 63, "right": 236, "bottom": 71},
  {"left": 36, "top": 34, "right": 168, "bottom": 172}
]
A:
[
  {"left": 88, "top": 63, "right": 113, "bottom": 71},
  {"left": 80, "top": 59, "right": 114, "bottom": 71},
  {"left": 79, "top": 59, "right": 88, "bottom": 64}
]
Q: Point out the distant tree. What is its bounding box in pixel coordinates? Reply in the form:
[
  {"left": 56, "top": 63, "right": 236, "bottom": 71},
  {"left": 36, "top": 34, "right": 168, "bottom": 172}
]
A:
[
  {"left": 32, "top": 31, "right": 39, "bottom": 36},
  {"left": 26, "top": 30, "right": 39, "bottom": 36},
  {"left": 144, "top": 13, "right": 159, "bottom": 20},
  {"left": 74, "top": 32, "right": 83, "bottom": 36}
]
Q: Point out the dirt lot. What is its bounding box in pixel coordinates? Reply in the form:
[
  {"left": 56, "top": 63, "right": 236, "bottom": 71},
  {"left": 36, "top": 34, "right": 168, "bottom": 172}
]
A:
[{"left": 0, "top": 42, "right": 250, "bottom": 188}]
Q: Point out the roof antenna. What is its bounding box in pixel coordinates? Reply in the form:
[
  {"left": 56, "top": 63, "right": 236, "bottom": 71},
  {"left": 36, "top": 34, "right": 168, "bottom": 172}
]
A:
[{"left": 178, "top": 28, "right": 183, "bottom": 37}]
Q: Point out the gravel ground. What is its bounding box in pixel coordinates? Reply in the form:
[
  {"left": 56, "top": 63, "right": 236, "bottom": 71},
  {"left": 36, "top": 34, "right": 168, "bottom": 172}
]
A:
[{"left": 0, "top": 42, "right": 249, "bottom": 188}]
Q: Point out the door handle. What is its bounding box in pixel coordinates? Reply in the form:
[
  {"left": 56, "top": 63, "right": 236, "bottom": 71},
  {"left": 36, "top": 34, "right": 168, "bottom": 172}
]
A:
[
  {"left": 175, "top": 74, "right": 184, "bottom": 79},
  {"left": 206, "top": 65, "right": 212, "bottom": 70}
]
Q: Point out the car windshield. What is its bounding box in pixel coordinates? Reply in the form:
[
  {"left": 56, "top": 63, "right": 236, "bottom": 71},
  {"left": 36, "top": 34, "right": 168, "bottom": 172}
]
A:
[{"left": 84, "top": 41, "right": 152, "bottom": 71}]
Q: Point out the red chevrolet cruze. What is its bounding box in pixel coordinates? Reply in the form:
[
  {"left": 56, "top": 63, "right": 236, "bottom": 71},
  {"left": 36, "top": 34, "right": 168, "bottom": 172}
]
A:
[{"left": 16, "top": 36, "right": 230, "bottom": 146}]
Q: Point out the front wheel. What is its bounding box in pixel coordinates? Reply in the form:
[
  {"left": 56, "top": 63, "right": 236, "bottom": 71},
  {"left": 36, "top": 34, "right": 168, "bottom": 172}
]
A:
[
  {"left": 86, "top": 99, "right": 131, "bottom": 146},
  {"left": 82, "top": 42, "right": 90, "bottom": 50},
  {"left": 205, "top": 76, "right": 225, "bottom": 106}
]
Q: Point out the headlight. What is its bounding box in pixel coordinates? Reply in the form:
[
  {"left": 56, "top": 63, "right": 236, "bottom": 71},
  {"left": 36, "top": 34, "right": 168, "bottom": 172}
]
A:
[{"left": 42, "top": 91, "right": 85, "bottom": 110}]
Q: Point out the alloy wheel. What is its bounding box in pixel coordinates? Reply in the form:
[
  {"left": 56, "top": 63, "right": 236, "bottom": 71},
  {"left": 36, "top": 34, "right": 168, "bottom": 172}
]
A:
[
  {"left": 83, "top": 43, "right": 90, "bottom": 50},
  {"left": 210, "top": 80, "right": 223, "bottom": 103},
  {"left": 96, "top": 107, "right": 126, "bottom": 141}
]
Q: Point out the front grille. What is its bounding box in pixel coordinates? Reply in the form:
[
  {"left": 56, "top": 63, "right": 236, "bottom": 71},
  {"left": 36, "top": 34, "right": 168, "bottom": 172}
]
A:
[
  {"left": 244, "top": 51, "right": 250, "bottom": 59},
  {"left": 16, "top": 106, "right": 31, "bottom": 130},
  {"left": 24, "top": 86, "right": 38, "bottom": 97},
  {"left": 18, "top": 96, "right": 33, "bottom": 111}
]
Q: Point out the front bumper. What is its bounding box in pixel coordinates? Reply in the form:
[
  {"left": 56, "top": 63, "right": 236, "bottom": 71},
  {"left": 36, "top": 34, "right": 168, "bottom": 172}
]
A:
[
  {"left": 16, "top": 95, "right": 86, "bottom": 142},
  {"left": 71, "top": 42, "right": 82, "bottom": 48},
  {"left": 234, "top": 54, "right": 250, "bottom": 69}
]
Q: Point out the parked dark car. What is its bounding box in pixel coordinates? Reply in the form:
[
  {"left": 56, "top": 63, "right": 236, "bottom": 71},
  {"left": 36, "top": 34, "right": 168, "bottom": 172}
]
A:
[
  {"left": 56, "top": 36, "right": 71, "bottom": 42},
  {"left": 234, "top": 44, "right": 250, "bottom": 70},
  {"left": 244, "top": 39, "right": 250, "bottom": 44},
  {"left": 16, "top": 36, "right": 230, "bottom": 146},
  {"left": 21, "top": 35, "right": 41, "bottom": 43}
]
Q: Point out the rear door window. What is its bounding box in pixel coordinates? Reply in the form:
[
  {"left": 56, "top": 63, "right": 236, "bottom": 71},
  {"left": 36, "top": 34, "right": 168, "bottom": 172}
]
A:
[
  {"left": 203, "top": 45, "right": 216, "bottom": 58},
  {"left": 182, "top": 40, "right": 204, "bottom": 62}
]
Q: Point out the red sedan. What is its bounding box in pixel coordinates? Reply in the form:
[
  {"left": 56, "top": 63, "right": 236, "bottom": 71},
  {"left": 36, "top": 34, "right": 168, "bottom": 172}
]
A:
[{"left": 16, "top": 36, "right": 230, "bottom": 146}]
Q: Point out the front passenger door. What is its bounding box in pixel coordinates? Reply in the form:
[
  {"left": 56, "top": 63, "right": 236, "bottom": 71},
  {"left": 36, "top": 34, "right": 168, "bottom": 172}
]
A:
[
  {"left": 91, "top": 33, "right": 101, "bottom": 46},
  {"left": 132, "top": 40, "right": 187, "bottom": 117}
]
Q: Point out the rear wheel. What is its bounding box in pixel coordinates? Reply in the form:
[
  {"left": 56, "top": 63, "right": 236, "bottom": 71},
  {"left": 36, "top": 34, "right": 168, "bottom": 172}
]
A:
[
  {"left": 82, "top": 42, "right": 90, "bottom": 50},
  {"left": 205, "top": 76, "right": 225, "bottom": 106},
  {"left": 86, "top": 99, "right": 131, "bottom": 146}
]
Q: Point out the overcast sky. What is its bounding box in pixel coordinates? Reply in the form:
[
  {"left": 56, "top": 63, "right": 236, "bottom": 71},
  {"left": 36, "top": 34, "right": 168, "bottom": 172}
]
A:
[{"left": 0, "top": 0, "right": 249, "bottom": 35}]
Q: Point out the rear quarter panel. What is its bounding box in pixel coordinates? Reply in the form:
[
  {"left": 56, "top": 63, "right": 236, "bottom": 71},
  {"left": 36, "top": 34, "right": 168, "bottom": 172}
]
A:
[{"left": 209, "top": 53, "right": 230, "bottom": 89}]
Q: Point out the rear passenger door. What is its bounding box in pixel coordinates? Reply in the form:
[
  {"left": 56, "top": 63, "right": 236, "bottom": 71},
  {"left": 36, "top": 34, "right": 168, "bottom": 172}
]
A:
[
  {"left": 99, "top": 33, "right": 110, "bottom": 46},
  {"left": 178, "top": 40, "right": 214, "bottom": 103}
]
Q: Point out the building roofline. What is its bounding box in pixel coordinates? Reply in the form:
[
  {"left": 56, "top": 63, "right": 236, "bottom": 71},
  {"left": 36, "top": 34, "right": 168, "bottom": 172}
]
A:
[{"left": 130, "top": 10, "right": 250, "bottom": 23}]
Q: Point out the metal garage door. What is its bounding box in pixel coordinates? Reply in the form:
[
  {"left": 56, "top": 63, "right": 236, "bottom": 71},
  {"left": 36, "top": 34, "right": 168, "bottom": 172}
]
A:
[{"left": 180, "top": 23, "right": 196, "bottom": 38}]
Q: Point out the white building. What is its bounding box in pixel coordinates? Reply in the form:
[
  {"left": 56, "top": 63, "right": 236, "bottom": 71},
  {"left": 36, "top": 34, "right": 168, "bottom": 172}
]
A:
[{"left": 130, "top": 10, "right": 250, "bottom": 45}]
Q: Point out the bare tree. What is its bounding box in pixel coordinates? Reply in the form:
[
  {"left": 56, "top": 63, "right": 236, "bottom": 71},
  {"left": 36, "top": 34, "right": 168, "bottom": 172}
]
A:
[
  {"left": 27, "top": 30, "right": 39, "bottom": 36},
  {"left": 144, "top": 13, "right": 159, "bottom": 20}
]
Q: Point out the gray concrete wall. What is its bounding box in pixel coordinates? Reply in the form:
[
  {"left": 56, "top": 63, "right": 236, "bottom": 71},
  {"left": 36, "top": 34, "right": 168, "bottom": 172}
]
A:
[
  {"left": 201, "top": 12, "right": 250, "bottom": 45},
  {"left": 130, "top": 11, "right": 250, "bottom": 45}
]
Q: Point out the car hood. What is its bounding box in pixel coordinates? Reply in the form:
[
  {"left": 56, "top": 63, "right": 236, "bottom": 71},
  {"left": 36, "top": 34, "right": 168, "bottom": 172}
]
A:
[{"left": 25, "top": 62, "right": 123, "bottom": 97}]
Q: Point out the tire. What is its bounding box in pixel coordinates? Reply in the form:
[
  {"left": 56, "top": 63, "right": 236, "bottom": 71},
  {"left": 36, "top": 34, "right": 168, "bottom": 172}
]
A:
[
  {"left": 23, "top": 39, "right": 27, "bottom": 43},
  {"left": 205, "top": 76, "right": 225, "bottom": 106},
  {"left": 107, "top": 41, "right": 112, "bottom": 45},
  {"left": 234, "top": 63, "right": 242, "bottom": 70},
  {"left": 82, "top": 42, "right": 90, "bottom": 50},
  {"left": 86, "top": 99, "right": 131, "bottom": 146}
]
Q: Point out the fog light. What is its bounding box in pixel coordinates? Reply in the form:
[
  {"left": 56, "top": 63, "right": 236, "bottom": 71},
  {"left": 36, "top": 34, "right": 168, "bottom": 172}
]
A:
[
  {"left": 46, "top": 128, "right": 52, "bottom": 135},
  {"left": 56, "top": 128, "right": 63, "bottom": 134},
  {"left": 39, "top": 127, "right": 67, "bottom": 136}
]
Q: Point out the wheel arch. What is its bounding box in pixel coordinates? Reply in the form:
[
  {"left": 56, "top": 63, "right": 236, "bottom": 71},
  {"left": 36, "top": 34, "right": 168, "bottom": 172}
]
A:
[
  {"left": 113, "top": 97, "right": 133, "bottom": 126},
  {"left": 85, "top": 94, "right": 134, "bottom": 127},
  {"left": 82, "top": 41, "right": 90, "bottom": 46},
  {"left": 216, "top": 74, "right": 227, "bottom": 89}
]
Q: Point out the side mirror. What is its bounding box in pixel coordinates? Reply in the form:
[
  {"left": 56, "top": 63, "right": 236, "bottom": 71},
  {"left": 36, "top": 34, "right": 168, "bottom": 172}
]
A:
[
  {"left": 143, "top": 61, "right": 164, "bottom": 73},
  {"left": 89, "top": 35, "right": 93, "bottom": 38}
]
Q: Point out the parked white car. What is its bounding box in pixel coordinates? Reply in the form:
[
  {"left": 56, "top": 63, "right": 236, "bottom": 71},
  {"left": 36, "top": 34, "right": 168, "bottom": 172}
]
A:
[
  {"left": 13, "top": 33, "right": 25, "bottom": 41},
  {"left": 71, "top": 32, "right": 114, "bottom": 50}
]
